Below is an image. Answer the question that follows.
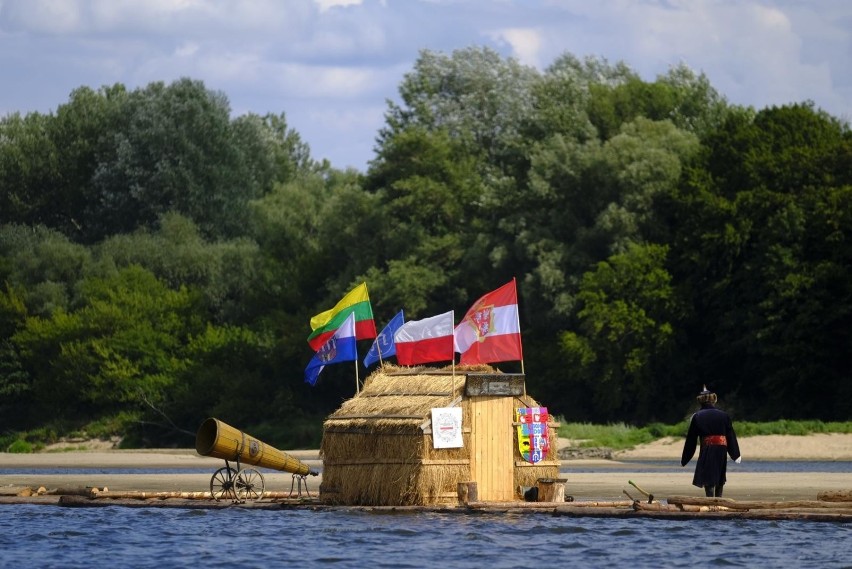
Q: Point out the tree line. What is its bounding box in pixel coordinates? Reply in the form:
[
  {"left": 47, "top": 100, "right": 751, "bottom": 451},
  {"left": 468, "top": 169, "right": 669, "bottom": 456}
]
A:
[{"left": 1, "top": 47, "right": 850, "bottom": 448}]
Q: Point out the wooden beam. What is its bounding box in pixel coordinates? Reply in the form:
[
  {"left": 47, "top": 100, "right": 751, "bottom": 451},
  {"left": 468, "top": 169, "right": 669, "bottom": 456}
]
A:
[{"left": 667, "top": 495, "right": 852, "bottom": 510}]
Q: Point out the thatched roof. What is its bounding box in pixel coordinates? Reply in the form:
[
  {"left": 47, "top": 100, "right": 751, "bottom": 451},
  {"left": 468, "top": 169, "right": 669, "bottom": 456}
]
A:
[{"left": 325, "top": 363, "right": 499, "bottom": 426}]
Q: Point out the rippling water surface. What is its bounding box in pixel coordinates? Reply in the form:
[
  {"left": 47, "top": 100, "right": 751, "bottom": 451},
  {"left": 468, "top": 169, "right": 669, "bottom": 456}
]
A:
[{"left": 1, "top": 505, "right": 849, "bottom": 569}]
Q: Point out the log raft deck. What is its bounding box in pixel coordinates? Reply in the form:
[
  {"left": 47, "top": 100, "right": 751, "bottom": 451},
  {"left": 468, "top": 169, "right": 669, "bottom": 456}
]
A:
[{"left": 1, "top": 491, "right": 851, "bottom": 523}]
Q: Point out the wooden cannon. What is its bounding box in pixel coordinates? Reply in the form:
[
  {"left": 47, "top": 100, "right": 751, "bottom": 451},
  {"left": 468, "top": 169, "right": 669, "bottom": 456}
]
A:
[{"left": 195, "top": 417, "right": 318, "bottom": 502}]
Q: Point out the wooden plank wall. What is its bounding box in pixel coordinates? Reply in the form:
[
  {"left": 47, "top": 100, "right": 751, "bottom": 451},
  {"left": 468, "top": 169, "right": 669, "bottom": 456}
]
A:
[{"left": 469, "top": 395, "right": 514, "bottom": 501}]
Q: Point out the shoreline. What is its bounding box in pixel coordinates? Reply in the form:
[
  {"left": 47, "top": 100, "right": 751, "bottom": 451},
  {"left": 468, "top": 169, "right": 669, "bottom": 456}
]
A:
[
  {"left": 610, "top": 433, "right": 852, "bottom": 461},
  {"left": 1, "top": 434, "right": 849, "bottom": 504}
]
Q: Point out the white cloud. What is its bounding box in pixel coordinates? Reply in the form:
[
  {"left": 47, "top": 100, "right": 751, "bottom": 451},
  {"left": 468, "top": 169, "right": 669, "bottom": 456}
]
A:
[
  {"left": 174, "top": 41, "right": 200, "bottom": 58},
  {"left": 314, "top": 0, "right": 363, "bottom": 13},
  {"left": 489, "top": 27, "right": 542, "bottom": 67},
  {"left": 530, "top": 0, "right": 850, "bottom": 116},
  {"left": 1, "top": 0, "right": 85, "bottom": 33}
]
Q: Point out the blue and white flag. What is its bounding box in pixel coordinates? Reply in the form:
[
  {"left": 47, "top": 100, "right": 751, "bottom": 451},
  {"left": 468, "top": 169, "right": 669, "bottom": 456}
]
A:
[
  {"left": 363, "top": 310, "right": 404, "bottom": 368},
  {"left": 305, "top": 313, "right": 357, "bottom": 386}
]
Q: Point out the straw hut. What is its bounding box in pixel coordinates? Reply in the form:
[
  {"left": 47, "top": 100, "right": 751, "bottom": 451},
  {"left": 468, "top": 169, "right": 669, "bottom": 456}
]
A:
[{"left": 319, "top": 364, "right": 560, "bottom": 506}]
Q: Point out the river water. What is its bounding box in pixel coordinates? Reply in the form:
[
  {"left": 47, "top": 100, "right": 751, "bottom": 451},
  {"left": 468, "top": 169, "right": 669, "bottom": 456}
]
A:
[
  {"left": 1, "top": 503, "right": 849, "bottom": 569},
  {"left": 1, "top": 461, "right": 850, "bottom": 568}
]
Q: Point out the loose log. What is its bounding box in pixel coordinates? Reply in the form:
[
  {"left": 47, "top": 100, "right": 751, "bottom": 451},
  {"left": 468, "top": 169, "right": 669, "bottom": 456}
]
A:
[
  {"left": 263, "top": 491, "right": 317, "bottom": 500},
  {"left": 667, "top": 495, "right": 852, "bottom": 510},
  {"left": 633, "top": 501, "right": 732, "bottom": 513},
  {"left": 91, "top": 490, "right": 311, "bottom": 501},
  {"left": 467, "top": 501, "right": 561, "bottom": 509},
  {"left": 45, "top": 487, "right": 98, "bottom": 498},
  {"left": 817, "top": 490, "right": 852, "bottom": 502},
  {"left": 632, "top": 501, "right": 676, "bottom": 512},
  {"left": 95, "top": 491, "right": 212, "bottom": 500},
  {"left": 565, "top": 500, "right": 635, "bottom": 508}
]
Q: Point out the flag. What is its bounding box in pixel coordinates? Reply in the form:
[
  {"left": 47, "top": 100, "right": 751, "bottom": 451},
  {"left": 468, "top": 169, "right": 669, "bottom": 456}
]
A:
[
  {"left": 305, "top": 313, "right": 357, "bottom": 386},
  {"left": 394, "top": 311, "right": 455, "bottom": 365},
  {"left": 454, "top": 279, "right": 523, "bottom": 365},
  {"left": 363, "top": 310, "right": 405, "bottom": 368},
  {"left": 308, "top": 282, "right": 377, "bottom": 350}
]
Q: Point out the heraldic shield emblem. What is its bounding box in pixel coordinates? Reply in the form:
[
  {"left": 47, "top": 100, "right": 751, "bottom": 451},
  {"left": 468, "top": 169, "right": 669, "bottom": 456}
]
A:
[
  {"left": 516, "top": 407, "right": 550, "bottom": 464},
  {"left": 470, "top": 305, "right": 495, "bottom": 341},
  {"left": 318, "top": 337, "right": 338, "bottom": 363}
]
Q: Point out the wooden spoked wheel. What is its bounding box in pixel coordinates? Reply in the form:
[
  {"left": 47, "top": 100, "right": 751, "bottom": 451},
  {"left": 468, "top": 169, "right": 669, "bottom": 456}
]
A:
[
  {"left": 235, "top": 468, "right": 265, "bottom": 502},
  {"left": 210, "top": 466, "right": 238, "bottom": 501}
]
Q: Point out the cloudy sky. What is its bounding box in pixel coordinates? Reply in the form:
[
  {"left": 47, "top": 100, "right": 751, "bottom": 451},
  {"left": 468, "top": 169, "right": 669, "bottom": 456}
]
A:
[{"left": 1, "top": 0, "right": 849, "bottom": 171}]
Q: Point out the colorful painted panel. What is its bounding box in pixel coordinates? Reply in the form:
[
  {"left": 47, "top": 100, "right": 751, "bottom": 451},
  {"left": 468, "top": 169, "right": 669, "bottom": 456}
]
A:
[{"left": 515, "top": 407, "right": 550, "bottom": 464}]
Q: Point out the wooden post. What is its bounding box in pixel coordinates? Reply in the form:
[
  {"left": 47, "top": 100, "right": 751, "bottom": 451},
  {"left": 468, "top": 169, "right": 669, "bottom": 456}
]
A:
[
  {"left": 536, "top": 478, "right": 567, "bottom": 502},
  {"left": 457, "top": 481, "right": 478, "bottom": 504}
]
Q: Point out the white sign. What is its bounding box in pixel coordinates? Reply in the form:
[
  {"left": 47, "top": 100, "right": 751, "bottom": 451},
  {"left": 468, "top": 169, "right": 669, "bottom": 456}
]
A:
[{"left": 431, "top": 407, "right": 463, "bottom": 449}]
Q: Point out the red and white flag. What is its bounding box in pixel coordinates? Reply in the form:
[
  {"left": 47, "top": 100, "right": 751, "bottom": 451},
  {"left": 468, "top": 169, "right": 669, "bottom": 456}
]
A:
[
  {"left": 394, "top": 311, "right": 455, "bottom": 365},
  {"left": 454, "top": 279, "right": 523, "bottom": 365}
]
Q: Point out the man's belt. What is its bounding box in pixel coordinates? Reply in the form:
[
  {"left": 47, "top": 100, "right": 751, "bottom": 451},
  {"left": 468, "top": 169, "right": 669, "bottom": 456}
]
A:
[{"left": 702, "top": 435, "right": 727, "bottom": 446}]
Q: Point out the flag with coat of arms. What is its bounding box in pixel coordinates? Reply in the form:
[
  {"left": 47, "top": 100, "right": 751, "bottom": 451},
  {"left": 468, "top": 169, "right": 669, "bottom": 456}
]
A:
[
  {"left": 305, "top": 313, "right": 357, "bottom": 386},
  {"left": 454, "top": 279, "right": 523, "bottom": 364}
]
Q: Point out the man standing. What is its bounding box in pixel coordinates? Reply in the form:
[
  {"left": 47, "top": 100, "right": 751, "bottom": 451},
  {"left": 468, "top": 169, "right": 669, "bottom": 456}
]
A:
[{"left": 681, "top": 386, "right": 741, "bottom": 497}]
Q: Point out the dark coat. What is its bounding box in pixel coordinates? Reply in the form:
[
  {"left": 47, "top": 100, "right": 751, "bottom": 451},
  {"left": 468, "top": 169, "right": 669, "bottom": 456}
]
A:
[{"left": 681, "top": 404, "right": 741, "bottom": 488}]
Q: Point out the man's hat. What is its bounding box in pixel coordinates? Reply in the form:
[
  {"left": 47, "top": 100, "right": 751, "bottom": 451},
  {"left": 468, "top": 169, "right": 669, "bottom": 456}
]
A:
[{"left": 697, "top": 385, "right": 717, "bottom": 404}]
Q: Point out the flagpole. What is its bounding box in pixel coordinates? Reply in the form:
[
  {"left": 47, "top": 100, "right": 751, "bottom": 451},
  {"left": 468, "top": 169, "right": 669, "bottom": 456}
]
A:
[
  {"left": 355, "top": 360, "right": 360, "bottom": 395},
  {"left": 513, "top": 277, "right": 526, "bottom": 396},
  {"left": 451, "top": 310, "right": 456, "bottom": 405}
]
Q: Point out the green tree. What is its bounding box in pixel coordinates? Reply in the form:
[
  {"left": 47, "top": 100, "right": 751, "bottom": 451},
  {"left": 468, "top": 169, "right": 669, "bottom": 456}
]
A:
[
  {"left": 51, "top": 85, "right": 129, "bottom": 239},
  {"left": 587, "top": 63, "right": 729, "bottom": 141},
  {"left": 380, "top": 47, "right": 539, "bottom": 168},
  {"left": 0, "top": 284, "right": 31, "bottom": 428},
  {"left": 666, "top": 103, "right": 852, "bottom": 419},
  {"left": 368, "top": 48, "right": 540, "bottom": 313},
  {"left": 0, "top": 112, "right": 61, "bottom": 228},
  {"left": 13, "top": 266, "right": 204, "bottom": 424},
  {"left": 95, "top": 213, "right": 262, "bottom": 324},
  {"left": 515, "top": 118, "right": 698, "bottom": 327},
  {"left": 90, "top": 78, "right": 251, "bottom": 239},
  {"left": 367, "top": 127, "right": 491, "bottom": 316},
  {"left": 559, "top": 243, "right": 680, "bottom": 423},
  {"left": 0, "top": 224, "right": 92, "bottom": 316}
]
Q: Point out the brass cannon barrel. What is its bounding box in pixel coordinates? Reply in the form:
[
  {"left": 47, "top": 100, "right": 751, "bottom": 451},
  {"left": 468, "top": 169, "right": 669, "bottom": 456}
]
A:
[{"left": 195, "top": 417, "right": 316, "bottom": 476}]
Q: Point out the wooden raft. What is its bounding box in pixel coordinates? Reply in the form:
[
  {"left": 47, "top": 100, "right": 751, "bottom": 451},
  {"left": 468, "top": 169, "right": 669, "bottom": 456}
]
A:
[{"left": 7, "top": 486, "right": 850, "bottom": 522}]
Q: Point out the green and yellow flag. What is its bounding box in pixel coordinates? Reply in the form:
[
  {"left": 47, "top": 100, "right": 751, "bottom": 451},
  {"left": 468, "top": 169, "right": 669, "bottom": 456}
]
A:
[{"left": 308, "top": 282, "right": 376, "bottom": 351}]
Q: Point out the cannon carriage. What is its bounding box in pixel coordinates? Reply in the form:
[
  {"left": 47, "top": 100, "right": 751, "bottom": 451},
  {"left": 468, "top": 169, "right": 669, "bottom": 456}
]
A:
[{"left": 195, "top": 417, "right": 317, "bottom": 502}]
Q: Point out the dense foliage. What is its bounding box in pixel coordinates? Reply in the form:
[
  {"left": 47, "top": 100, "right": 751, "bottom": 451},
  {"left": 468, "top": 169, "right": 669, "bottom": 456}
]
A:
[{"left": 1, "top": 49, "right": 850, "bottom": 449}]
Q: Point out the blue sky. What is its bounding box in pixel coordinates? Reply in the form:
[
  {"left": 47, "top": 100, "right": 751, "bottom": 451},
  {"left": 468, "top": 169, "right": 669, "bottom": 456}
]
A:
[{"left": 1, "top": 0, "right": 849, "bottom": 172}]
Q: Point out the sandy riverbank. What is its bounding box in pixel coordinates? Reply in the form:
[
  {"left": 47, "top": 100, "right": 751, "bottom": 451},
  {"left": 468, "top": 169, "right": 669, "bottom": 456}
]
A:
[
  {"left": 611, "top": 432, "right": 852, "bottom": 461},
  {"left": 1, "top": 434, "right": 849, "bottom": 503}
]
